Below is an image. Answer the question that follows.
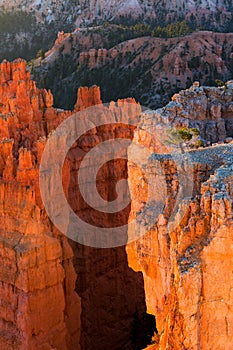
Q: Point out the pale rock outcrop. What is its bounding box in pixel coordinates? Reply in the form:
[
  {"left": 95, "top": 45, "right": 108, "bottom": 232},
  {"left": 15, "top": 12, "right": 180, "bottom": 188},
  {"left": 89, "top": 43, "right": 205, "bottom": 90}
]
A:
[{"left": 126, "top": 85, "right": 233, "bottom": 350}]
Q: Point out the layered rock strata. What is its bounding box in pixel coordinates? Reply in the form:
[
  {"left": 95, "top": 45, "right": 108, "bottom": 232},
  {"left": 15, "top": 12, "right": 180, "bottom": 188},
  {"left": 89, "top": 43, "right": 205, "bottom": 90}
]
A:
[
  {"left": 126, "top": 87, "right": 233, "bottom": 350},
  {"left": 0, "top": 58, "right": 80, "bottom": 350},
  {"left": 1, "top": 58, "right": 233, "bottom": 350},
  {"left": 0, "top": 59, "right": 153, "bottom": 350}
]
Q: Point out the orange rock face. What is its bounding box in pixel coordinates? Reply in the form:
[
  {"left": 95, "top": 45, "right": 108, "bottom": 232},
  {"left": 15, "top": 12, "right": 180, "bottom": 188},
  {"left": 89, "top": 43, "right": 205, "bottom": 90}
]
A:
[
  {"left": 65, "top": 96, "right": 152, "bottom": 349},
  {"left": 74, "top": 85, "right": 102, "bottom": 111},
  {"left": 2, "top": 58, "right": 233, "bottom": 350},
  {"left": 0, "top": 59, "right": 81, "bottom": 350},
  {"left": 0, "top": 59, "right": 152, "bottom": 350},
  {"left": 126, "top": 99, "right": 233, "bottom": 350}
]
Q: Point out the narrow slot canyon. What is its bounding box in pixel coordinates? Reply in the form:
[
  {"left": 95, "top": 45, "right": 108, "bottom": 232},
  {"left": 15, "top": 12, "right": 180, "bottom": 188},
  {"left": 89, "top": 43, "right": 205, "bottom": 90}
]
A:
[
  {"left": 70, "top": 243, "right": 157, "bottom": 350},
  {"left": 65, "top": 124, "right": 157, "bottom": 350}
]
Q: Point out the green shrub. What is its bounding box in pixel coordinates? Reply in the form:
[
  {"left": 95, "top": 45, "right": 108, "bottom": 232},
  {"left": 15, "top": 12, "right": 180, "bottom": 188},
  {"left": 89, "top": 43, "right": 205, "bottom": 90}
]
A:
[
  {"left": 36, "top": 49, "right": 45, "bottom": 60},
  {"left": 177, "top": 128, "right": 193, "bottom": 141},
  {"left": 190, "top": 128, "right": 200, "bottom": 136},
  {"left": 195, "top": 140, "right": 204, "bottom": 148},
  {"left": 151, "top": 20, "right": 192, "bottom": 38},
  {"left": 215, "top": 79, "right": 225, "bottom": 87}
]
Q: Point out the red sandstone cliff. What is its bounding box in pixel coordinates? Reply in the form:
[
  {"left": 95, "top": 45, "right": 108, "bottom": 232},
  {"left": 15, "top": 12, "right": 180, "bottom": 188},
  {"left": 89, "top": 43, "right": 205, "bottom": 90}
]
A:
[
  {"left": 0, "top": 59, "right": 150, "bottom": 350},
  {"left": 1, "top": 58, "right": 233, "bottom": 350},
  {"left": 0, "top": 58, "right": 81, "bottom": 350}
]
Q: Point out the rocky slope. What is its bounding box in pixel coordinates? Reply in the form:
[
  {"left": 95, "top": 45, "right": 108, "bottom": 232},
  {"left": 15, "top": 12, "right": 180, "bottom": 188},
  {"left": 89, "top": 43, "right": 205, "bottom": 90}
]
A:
[
  {"left": 1, "top": 59, "right": 233, "bottom": 350},
  {"left": 0, "top": 0, "right": 80, "bottom": 24},
  {"left": 1, "top": 0, "right": 232, "bottom": 62},
  {"left": 74, "top": 0, "right": 233, "bottom": 29},
  {"left": 0, "top": 10, "right": 66, "bottom": 62},
  {"left": 1, "top": 0, "right": 232, "bottom": 29},
  {"left": 32, "top": 30, "right": 233, "bottom": 110}
]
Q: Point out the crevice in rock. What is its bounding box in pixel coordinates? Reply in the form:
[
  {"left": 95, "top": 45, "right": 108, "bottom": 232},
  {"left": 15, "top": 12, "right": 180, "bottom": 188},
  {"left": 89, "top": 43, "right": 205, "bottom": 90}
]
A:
[
  {"left": 70, "top": 241, "right": 157, "bottom": 350},
  {"left": 65, "top": 123, "right": 156, "bottom": 349}
]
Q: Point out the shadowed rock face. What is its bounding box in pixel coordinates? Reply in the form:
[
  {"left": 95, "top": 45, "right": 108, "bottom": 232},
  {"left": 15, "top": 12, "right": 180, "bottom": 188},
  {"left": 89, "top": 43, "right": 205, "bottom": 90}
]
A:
[{"left": 66, "top": 92, "right": 155, "bottom": 349}]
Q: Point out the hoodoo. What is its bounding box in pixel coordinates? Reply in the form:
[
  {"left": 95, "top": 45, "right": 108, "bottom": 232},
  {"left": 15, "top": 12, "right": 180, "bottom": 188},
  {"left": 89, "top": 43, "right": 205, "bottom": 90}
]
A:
[{"left": 0, "top": 59, "right": 233, "bottom": 350}]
